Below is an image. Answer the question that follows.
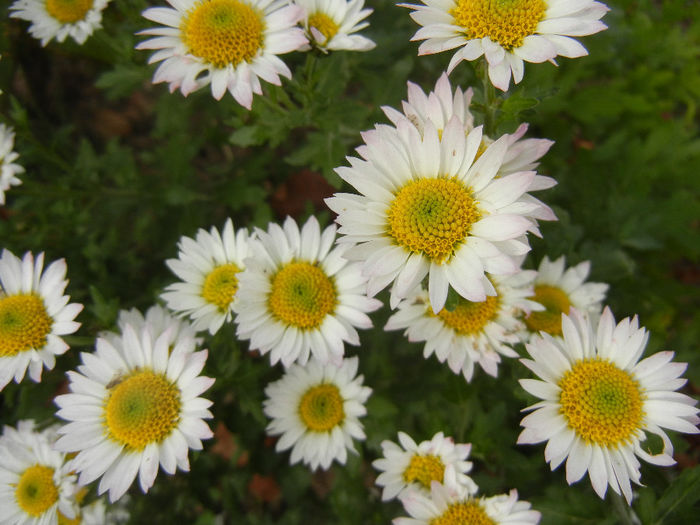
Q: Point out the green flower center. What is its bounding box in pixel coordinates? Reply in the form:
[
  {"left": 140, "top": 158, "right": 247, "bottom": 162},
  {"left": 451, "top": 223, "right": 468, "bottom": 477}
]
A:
[
  {"left": 0, "top": 294, "right": 52, "bottom": 357},
  {"left": 403, "top": 454, "right": 445, "bottom": 489},
  {"left": 15, "top": 465, "right": 59, "bottom": 517},
  {"left": 45, "top": 0, "right": 93, "bottom": 23},
  {"left": 525, "top": 284, "right": 571, "bottom": 336},
  {"left": 202, "top": 263, "right": 241, "bottom": 312},
  {"left": 298, "top": 383, "right": 345, "bottom": 432}
]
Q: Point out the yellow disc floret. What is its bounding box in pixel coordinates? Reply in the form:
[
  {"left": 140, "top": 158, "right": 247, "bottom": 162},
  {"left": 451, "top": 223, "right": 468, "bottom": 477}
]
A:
[
  {"left": 0, "top": 294, "right": 52, "bottom": 357},
  {"left": 387, "top": 178, "right": 481, "bottom": 263},
  {"left": 559, "top": 358, "right": 644, "bottom": 447},
  {"left": 431, "top": 501, "right": 495, "bottom": 525},
  {"left": 181, "top": 0, "right": 265, "bottom": 68},
  {"left": 202, "top": 263, "right": 241, "bottom": 311},
  {"left": 403, "top": 454, "right": 445, "bottom": 489},
  {"left": 268, "top": 262, "right": 337, "bottom": 329},
  {"left": 45, "top": 0, "right": 93, "bottom": 24},
  {"left": 436, "top": 295, "right": 500, "bottom": 335},
  {"left": 299, "top": 383, "right": 345, "bottom": 432},
  {"left": 450, "top": 0, "right": 547, "bottom": 51},
  {"left": 308, "top": 12, "right": 339, "bottom": 43},
  {"left": 525, "top": 284, "right": 571, "bottom": 336},
  {"left": 15, "top": 465, "right": 59, "bottom": 517},
  {"left": 105, "top": 370, "right": 181, "bottom": 450}
]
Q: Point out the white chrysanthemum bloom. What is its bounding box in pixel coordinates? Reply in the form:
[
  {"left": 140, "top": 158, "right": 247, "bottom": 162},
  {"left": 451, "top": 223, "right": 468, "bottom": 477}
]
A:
[
  {"left": 80, "top": 496, "right": 131, "bottom": 525},
  {"left": 372, "top": 431, "right": 478, "bottom": 501},
  {"left": 0, "top": 420, "right": 80, "bottom": 525},
  {"left": 161, "top": 218, "right": 252, "bottom": 335},
  {"left": 54, "top": 322, "right": 215, "bottom": 502},
  {"left": 101, "top": 304, "right": 202, "bottom": 348},
  {"left": 0, "top": 249, "right": 83, "bottom": 391},
  {"left": 401, "top": 0, "right": 609, "bottom": 91},
  {"left": 234, "top": 216, "right": 381, "bottom": 367},
  {"left": 263, "top": 356, "right": 371, "bottom": 470},
  {"left": 395, "top": 466, "right": 540, "bottom": 524},
  {"left": 136, "top": 0, "right": 308, "bottom": 109},
  {"left": 296, "top": 0, "right": 375, "bottom": 53},
  {"left": 518, "top": 307, "right": 700, "bottom": 503},
  {"left": 386, "top": 270, "right": 542, "bottom": 381},
  {"left": 0, "top": 124, "right": 25, "bottom": 205},
  {"left": 326, "top": 116, "right": 548, "bottom": 313},
  {"left": 524, "top": 255, "right": 608, "bottom": 339},
  {"left": 9, "top": 0, "right": 109, "bottom": 46}
]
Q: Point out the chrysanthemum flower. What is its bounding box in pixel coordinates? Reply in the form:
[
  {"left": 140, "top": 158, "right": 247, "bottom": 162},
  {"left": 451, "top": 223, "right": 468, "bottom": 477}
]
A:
[
  {"left": 9, "top": 0, "right": 109, "bottom": 46},
  {"left": 0, "top": 420, "right": 79, "bottom": 525},
  {"left": 0, "top": 124, "right": 25, "bottom": 205},
  {"left": 161, "top": 218, "right": 252, "bottom": 335},
  {"left": 524, "top": 255, "right": 608, "bottom": 339},
  {"left": 136, "top": 0, "right": 308, "bottom": 109},
  {"left": 295, "top": 0, "right": 375, "bottom": 53},
  {"left": 518, "top": 307, "right": 700, "bottom": 503},
  {"left": 401, "top": 0, "right": 609, "bottom": 91},
  {"left": 0, "top": 249, "right": 82, "bottom": 391},
  {"left": 386, "top": 270, "right": 542, "bottom": 381},
  {"left": 263, "top": 356, "right": 371, "bottom": 470},
  {"left": 54, "top": 321, "right": 215, "bottom": 502},
  {"left": 372, "top": 431, "right": 477, "bottom": 501},
  {"left": 326, "top": 116, "right": 548, "bottom": 313},
  {"left": 234, "top": 216, "right": 381, "bottom": 367}
]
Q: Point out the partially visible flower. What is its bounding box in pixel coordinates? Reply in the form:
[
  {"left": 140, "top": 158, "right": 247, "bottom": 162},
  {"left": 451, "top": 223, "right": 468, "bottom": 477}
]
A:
[
  {"left": 100, "top": 304, "right": 202, "bottom": 348},
  {"left": 263, "top": 356, "right": 371, "bottom": 470},
  {"left": 296, "top": 0, "right": 375, "bottom": 53},
  {"left": 161, "top": 218, "right": 252, "bottom": 335},
  {"left": 524, "top": 255, "right": 608, "bottom": 339},
  {"left": 0, "top": 124, "right": 24, "bottom": 205},
  {"left": 401, "top": 0, "right": 609, "bottom": 91},
  {"left": 518, "top": 307, "right": 700, "bottom": 503},
  {"left": 9, "top": 0, "right": 109, "bottom": 46},
  {"left": 0, "top": 249, "right": 83, "bottom": 391},
  {"left": 136, "top": 0, "right": 307, "bottom": 109},
  {"left": 80, "top": 496, "right": 131, "bottom": 525},
  {"left": 0, "top": 420, "right": 79, "bottom": 525},
  {"left": 55, "top": 320, "right": 215, "bottom": 502},
  {"left": 234, "top": 216, "right": 381, "bottom": 367},
  {"left": 372, "top": 431, "right": 477, "bottom": 501},
  {"left": 386, "top": 270, "right": 542, "bottom": 381}
]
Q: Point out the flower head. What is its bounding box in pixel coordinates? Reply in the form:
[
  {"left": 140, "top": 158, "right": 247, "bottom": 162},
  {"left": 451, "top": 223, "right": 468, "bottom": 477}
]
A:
[
  {"left": 0, "top": 124, "right": 25, "bottom": 205},
  {"left": 401, "top": 0, "right": 609, "bottom": 90},
  {"left": 263, "top": 356, "right": 371, "bottom": 470},
  {"left": 518, "top": 307, "right": 700, "bottom": 503},
  {"left": 296, "top": 0, "right": 375, "bottom": 52},
  {"left": 136, "top": 0, "right": 308, "bottom": 109}
]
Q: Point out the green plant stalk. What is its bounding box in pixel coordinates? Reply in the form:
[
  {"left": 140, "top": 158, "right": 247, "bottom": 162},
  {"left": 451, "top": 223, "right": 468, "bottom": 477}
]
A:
[{"left": 611, "top": 491, "right": 642, "bottom": 525}]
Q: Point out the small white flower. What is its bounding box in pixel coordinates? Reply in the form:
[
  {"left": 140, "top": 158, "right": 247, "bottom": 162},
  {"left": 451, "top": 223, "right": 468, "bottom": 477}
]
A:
[
  {"left": 101, "top": 304, "right": 202, "bottom": 348},
  {"left": 296, "top": 0, "right": 375, "bottom": 53},
  {"left": 0, "top": 124, "right": 25, "bottom": 205},
  {"left": 263, "top": 356, "right": 371, "bottom": 470}
]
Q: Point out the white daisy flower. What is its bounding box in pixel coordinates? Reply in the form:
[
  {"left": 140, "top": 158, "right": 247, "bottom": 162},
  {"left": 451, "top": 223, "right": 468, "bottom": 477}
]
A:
[
  {"left": 372, "top": 431, "right": 477, "bottom": 501},
  {"left": 136, "top": 0, "right": 308, "bottom": 109},
  {"left": 54, "top": 321, "right": 215, "bottom": 502},
  {"left": 326, "top": 116, "right": 549, "bottom": 313},
  {"left": 0, "top": 124, "right": 25, "bottom": 205},
  {"left": 9, "top": 0, "right": 109, "bottom": 46},
  {"left": 80, "top": 496, "right": 131, "bottom": 525},
  {"left": 101, "top": 304, "right": 202, "bottom": 348},
  {"left": 161, "top": 218, "right": 252, "bottom": 335},
  {"left": 234, "top": 215, "right": 381, "bottom": 367},
  {"left": 263, "top": 356, "right": 371, "bottom": 470},
  {"left": 0, "top": 249, "right": 83, "bottom": 391},
  {"left": 401, "top": 0, "right": 609, "bottom": 91},
  {"left": 296, "top": 0, "right": 375, "bottom": 53},
  {"left": 524, "top": 255, "right": 608, "bottom": 339},
  {"left": 0, "top": 420, "right": 79, "bottom": 525},
  {"left": 518, "top": 307, "right": 700, "bottom": 503},
  {"left": 385, "top": 270, "right": 542, "bottom": 381}
]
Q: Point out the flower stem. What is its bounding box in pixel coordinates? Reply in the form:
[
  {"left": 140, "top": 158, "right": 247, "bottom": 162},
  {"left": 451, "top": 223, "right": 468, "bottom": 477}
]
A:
[
  {"left": 611, "top": 491, "right": 641, "bottom": 525},
  {"left": 477, "top": 59, "right": 501, "bottom": 136}
]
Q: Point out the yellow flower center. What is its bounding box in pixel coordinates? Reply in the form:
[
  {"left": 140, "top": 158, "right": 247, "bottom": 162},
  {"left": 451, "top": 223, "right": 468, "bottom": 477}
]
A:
[
  {"left": 558, "top": 358, "right": 644, "bottom": 447},
  {"left": 450, "top": 0, "right": 547, "bottom": 51},
  {"left": 0, "top": 294, "right": 53, "bottom": 357},
  {"left": 308, "top": 12, "right": 339, "bottom": 43},
  {"left": 436, "top": 295, "right": 500, "bottom": 335},
  {"left": 15, "top": 465, "right": 59, "bottom": 518},
  {"left": 431, "top": 501, "right": 495, "bottom": 525},
  {"left": 387, "top": 178, "right": 480, "bottom": 263},
  {"left": 181, "top": 0, "right": 265, "bottom": 68},
  {"left": 202, "top": 263, "right": 241, "bottom": 311},
  {"left": 268, "top": 262, "right": 337, "bottom": 329},
  {"left": 525, "top": 284, "right": 571, "bottom": 336},
  {"left": 298, "top": 383, "right": 345, "bottom": 432},
  {"left": 403, "top": 454, "right": 445, "bottom": 489},
  {"left": 45, "top": 0, "right": 93, "bottom": 24},
  {"left": 104, "top": 370, "right": 181, "bottom": 450}
]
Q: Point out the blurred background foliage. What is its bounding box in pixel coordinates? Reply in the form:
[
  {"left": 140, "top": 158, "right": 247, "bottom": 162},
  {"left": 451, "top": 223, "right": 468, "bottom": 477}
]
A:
[{"left": 0, "top": 0, "right": 698, "bottom": 523}]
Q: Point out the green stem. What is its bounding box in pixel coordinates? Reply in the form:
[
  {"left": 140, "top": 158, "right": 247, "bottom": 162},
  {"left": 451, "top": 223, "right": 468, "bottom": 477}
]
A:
[
  {"left": 477, "top": 58, "right": 500, "bottom": 136},
  {"left": 611, "top": 491, "right": 641, "bottom": 525}
]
